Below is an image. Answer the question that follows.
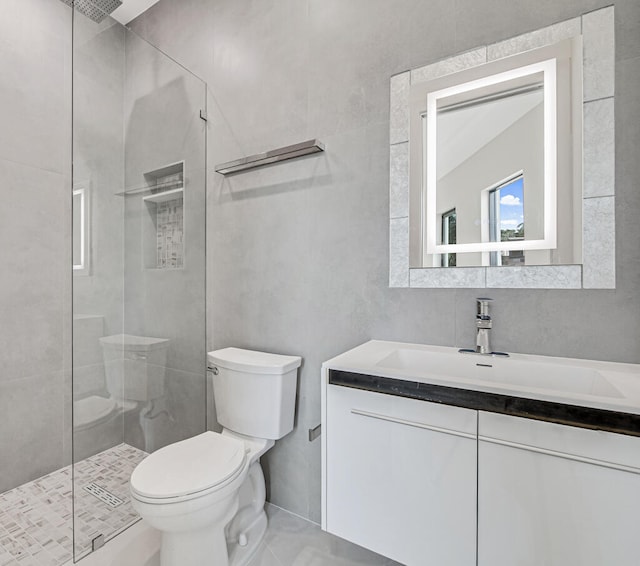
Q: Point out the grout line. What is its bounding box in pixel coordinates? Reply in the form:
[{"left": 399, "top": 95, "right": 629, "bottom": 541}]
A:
[
  {"left": 263, "top": 544, "right": 286, "bottom": 566},
  {"left": 265, "top": 502, "right": 321, "bottom": 528}
]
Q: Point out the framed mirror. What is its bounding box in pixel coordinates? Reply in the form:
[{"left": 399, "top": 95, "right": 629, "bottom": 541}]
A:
[{"left": 389, "top": 7, "right": 615, "bottom": 289}]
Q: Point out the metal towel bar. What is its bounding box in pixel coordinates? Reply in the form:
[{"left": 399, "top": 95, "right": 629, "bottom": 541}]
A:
[{"left": 214, "top": 139, "right": 325, "bottom": 175}]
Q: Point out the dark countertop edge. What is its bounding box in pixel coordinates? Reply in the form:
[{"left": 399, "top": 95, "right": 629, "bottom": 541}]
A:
[{"left": 328, "top": 369, "right": 640, "bottom": 438}]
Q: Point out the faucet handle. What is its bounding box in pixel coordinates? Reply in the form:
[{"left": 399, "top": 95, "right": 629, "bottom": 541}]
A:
[{"left": 476, "top": 297, "right": 493, "bottom": 318}]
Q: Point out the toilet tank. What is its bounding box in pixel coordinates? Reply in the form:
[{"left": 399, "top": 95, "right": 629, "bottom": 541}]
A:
[
  {"left": 208, "top": 348, "right": 301, "bottom": 440},
  {"left": 100, "top": 334, "right": 170, "bottom": 402}
]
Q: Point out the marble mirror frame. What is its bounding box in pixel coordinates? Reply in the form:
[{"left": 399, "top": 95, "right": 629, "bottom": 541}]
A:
[{"left": 389, "top": 6, "right": 615, "bottom": 289}]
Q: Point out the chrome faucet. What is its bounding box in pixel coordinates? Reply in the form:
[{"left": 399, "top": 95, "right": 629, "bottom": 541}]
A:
[
  {"left": 459, "top": 298, "right": 509, "bottom": 357},
  {"left": 475, "top": 298, "right": 492, "bottom": 354}
]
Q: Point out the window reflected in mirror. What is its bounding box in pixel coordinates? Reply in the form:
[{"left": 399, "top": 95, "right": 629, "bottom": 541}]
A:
[
  {"left": 440, "top": 208, "right": 457, "bottom": 267},
  {"left": 488, "top": 174, "right": 525, "bottom": 266}
]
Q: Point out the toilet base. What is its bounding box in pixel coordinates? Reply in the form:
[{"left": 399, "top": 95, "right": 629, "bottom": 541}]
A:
[
  {"left": 161, "top": 523, "right": 229, "bottom": 566},
  {"left": 226, "top": 460, "right": 269, "bottom": 566},
  {"left": 154, "top": 505, "right": 267, "bottom": 566},
  {"left": 227, "top": 509, "right": 267, "bottom": 566}
]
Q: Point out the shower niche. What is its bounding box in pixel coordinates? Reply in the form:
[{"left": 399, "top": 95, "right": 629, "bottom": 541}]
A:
[{"left": 142, "top": 161, "right": 185, "bottom": 270}]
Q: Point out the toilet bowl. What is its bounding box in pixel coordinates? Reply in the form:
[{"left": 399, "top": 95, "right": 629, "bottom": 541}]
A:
[{"left": 130, "top": 347, "right": 301, "bottom": 566}]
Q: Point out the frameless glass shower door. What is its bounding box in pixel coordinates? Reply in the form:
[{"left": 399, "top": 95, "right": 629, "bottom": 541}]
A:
[{"left": 72, "top": 5, "right": 206, "bottom": 560}]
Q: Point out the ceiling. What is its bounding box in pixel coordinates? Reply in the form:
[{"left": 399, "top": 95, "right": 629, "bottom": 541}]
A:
[
  {"left": 110, "top": 0, "right": 160, "bottom": 25},
  {"left": 437, "top": 90, "right": 544, "bottom": 180}
]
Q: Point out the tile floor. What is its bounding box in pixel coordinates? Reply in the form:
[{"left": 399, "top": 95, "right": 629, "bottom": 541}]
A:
[
  {"left": 2, "top": 450, "right": 400, "bottom": 566},
  {"left": 73, "top": 444, "right": 147, "bottom": 560},
  {"left": 248, "top": 505, "right": 401, "bottom": 566},
  {"left": 0, "top": 444, "right": 146, "bottom": 566},
  {"left": 78, "top": 504, "right": 401, "bottom": 566}
]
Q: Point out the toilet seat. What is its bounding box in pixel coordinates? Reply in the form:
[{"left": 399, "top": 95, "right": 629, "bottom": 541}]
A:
[
  {"left": 74, "top": 395, "right": 118, "bottom": 431},
  {"left": 130, "top": 431, "right": 247, "bottom": 503}
]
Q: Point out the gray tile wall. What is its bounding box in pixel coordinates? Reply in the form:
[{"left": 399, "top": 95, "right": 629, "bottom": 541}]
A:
[
  {"left": 72, "top": 12, "right": 127, "bottom": 461},
  {"left": 131, "top": 0, "right": 640, "bottom": 523},
  {"left": 0, "top": 0, "right": 72, "bottom": 493}
]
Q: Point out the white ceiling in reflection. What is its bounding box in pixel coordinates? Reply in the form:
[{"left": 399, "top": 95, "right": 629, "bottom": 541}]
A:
[{"left": 437, "top": 90, "right": 543, "bottom": 180}]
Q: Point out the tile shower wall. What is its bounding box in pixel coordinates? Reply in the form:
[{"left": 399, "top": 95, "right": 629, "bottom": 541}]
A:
[
  {"left": 72, "top": 7, "right": 127, "bottom": 458},
  {"left": 131, "top": 0, "right": 640, "bottom": 524},
  {"left": 0, "top": 0, "right": 205, "bottom": 515},
  {"left": 0, "top": 0, "right": 72, "bottom": 493}
]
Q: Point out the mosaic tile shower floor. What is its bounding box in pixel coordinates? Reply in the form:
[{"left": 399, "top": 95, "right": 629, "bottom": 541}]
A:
[{"left": 0, "top": 444, "right": 146, "bottom": 566}]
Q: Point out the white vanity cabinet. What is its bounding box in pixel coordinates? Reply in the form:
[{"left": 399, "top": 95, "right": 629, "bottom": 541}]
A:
[
  {"left": 322, "top": 342, "right": 640, "bottom": 565},
  {"left": 324, "top": 383, "right": 477, "bottom": 566},
  {"left": 478, "top": 412, "right": 640, "bottom": 566}
]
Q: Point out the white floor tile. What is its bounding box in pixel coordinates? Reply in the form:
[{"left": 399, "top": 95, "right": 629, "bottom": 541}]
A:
[{"left": 0, "top": 444, "right": 146, "bottom": 566}]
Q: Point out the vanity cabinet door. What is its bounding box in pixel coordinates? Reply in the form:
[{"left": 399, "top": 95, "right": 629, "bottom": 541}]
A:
[
  {"left": 325, "top": 385, "right": 477, "bottom": 566},
  {"left": 478, "top": 412, "right": 640, "bottom": 566}
]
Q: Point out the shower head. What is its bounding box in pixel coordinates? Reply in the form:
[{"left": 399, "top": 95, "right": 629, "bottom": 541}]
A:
[{"left": 60, "top": 0, "right": 122, "bottom": 23}]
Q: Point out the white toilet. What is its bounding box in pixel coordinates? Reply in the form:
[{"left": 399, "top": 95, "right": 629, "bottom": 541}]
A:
[{"left": 129, "top": 347, "right": 301, "bottom": 566}]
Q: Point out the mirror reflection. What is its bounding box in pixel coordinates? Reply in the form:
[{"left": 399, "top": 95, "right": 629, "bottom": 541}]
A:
[
  {"left": 72, "top": 186, "right": 89, "bottom": 274},
  {"left": 432, "top": 75, "right": 544, "bottom": 266},
  {"left": 409, "top": 38, "right": 582, "bottom": 269}
]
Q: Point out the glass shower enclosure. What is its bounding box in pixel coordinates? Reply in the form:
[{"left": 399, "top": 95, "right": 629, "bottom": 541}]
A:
[{"left": 72, "top": 3, "right": 207, "bottom": 561}]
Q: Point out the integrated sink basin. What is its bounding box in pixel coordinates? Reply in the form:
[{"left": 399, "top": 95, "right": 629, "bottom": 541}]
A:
[
  {"left": 324, "top": 340, "right": 640, "bottom": 414},
  {"left": 376, "top": 347, "right": 624, "bottom": 399}
]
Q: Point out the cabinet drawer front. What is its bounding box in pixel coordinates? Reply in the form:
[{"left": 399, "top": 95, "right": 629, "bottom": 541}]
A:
[
  {"left": 349, "top": 408, "right": 476, "bottom": 440},
  {"left": 478, "top": 437, "right": 640, "bottom": 566},
  {"left": 331, "top": 383, "right": 478, "bottom": 435},
  {"left": 479, "top": 411, "right": 640, "bottom": 470},
  {"left": 326, "top": 385, "right": 477, "bottom": 566}
]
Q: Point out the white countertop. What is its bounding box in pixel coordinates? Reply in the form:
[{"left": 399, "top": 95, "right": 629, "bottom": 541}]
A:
[{"left": 322, "top": 340, "right": 640, "bottom": 416}]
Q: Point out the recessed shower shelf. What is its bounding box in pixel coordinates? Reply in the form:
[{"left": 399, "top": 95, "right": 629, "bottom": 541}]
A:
[
  {"left": 140, "top": 161, "right": 185, "bottom": 270},
  {"left": 116, "top": 161, "right": 184, "bottom": 197},
  {"left": 142, "top": 187, "right": 184, "bottom": 203},
  {"left": 215, "top": 139, "right": 325, "bottom": 175}
]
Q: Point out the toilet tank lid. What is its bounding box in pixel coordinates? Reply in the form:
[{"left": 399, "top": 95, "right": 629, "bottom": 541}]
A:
[
  {"left": 208, "top": 347, "right": 301, "bottom": 374},
  {"left": 99, "top": 334, "right": 170, "bottom": 351}
]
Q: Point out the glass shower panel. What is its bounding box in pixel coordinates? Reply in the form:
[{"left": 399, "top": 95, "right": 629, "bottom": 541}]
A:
[
  {"left": 72, "top": 8, "right": 206, "bottom": 561},
  {"left": 122, "top": 31, "right": 207, "bottom": 454}
]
